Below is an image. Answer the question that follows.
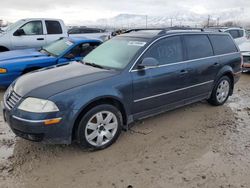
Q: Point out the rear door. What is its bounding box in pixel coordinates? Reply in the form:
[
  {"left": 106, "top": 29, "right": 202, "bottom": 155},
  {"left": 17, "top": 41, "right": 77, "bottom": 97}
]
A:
[
  {"left": 131, "top": 36, "right": 189, "bottom": 115},
  {"left": 183, "top": 34, "right": 218, "bottom": 100},
  {"left": 45, "top": 20, "right": 65, "bottom": 45},
  {"left": 11, "top": 20, "right": 46, "bottom": 49}
]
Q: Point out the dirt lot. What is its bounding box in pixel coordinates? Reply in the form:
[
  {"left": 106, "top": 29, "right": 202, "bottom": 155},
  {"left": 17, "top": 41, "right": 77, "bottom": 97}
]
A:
[{"left": 1, "top": 74, "right": 250, "bottom": 188}]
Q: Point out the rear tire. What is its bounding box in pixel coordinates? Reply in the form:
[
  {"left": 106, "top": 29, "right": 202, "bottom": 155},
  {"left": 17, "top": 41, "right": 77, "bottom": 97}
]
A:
[
  {"left": 208, "top": 76, "right": 232, "bottom": 106},
  {"left": 76, "top": 104, "right": 122, "bottom": 150}
]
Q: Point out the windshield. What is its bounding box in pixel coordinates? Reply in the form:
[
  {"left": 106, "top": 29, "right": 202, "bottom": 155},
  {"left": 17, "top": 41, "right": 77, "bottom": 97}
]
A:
[
  {"left": 42, "top": 38, "right": 74, "bottom": 57},
  {"left": 83, "top": 37, "right": 148, "bottom": 70},
  {"left": 5, "top": 20, "right": 25, "bottom": 32}
]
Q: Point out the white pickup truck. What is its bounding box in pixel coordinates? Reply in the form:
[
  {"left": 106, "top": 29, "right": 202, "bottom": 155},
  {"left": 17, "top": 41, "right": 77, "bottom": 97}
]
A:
[
  {"left": 0, "top": 18, "right": 68, "bottom": 52},
  {"left": 0, "top": 18, "right": 110, "bottom": 52}
]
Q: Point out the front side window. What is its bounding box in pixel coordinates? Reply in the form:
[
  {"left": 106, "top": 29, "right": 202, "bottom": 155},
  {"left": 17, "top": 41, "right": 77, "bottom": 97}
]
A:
[
  {"left": 45, "top": 21, "right": 62, "bottom": 34},
  {"left": 20, "top": 21, "right": 43, "bottom": 35},
  {"left": 142, "top": 36, "right": 183, "bottom": 65},
  {"left": 41, "top": 38, "right": 74, "bottom": 57},
  {"left": 184, "top": 35, "right": 213, "bottom": 60},
  {"left": 84, "top": 37, "right": 147, "bottom": 70}
]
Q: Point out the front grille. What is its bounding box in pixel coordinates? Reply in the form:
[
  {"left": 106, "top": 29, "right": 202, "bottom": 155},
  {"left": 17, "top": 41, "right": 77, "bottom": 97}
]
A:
[{"left": 5, "top": 90, "right": 21, "bottom": 110}]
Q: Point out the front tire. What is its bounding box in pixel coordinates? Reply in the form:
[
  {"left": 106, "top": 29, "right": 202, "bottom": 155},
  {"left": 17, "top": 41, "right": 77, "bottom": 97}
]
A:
[
  {"left": 76, "top": 104, "right": 122, "bottom": 150},
  {"left": 208, "top": 76, "right": 231, "bottom": 106}
]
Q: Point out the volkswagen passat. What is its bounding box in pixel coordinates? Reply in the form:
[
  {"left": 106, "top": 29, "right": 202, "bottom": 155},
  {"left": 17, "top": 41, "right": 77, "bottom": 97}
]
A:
[{"left": 2, "top": 29, "right": 242, "bottom": 150}]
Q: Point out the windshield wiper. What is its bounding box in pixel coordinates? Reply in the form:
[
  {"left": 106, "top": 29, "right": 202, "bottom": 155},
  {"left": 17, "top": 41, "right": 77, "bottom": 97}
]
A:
[{"left": 84, "top": 62, "right": 105, "bottom": 69}]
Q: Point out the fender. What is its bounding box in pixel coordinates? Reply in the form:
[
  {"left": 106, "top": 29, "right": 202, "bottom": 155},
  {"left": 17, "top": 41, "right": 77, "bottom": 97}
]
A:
[{"left": 73, "top": 89, "right": 131, "bottom": 124}]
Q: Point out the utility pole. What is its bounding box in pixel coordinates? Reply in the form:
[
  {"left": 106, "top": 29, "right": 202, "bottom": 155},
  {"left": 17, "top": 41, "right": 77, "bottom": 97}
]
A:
[
  {"left": 145, "top": 15, "right": 148, "bottom": 28},
  {"left": 170, "top": 18, "right": 173, "bottom": 27},
  {"left": 207, "top": 15, "right": 210, "bottom": 27},
  {"left": 217, "top": 17, "right": 220, "bottom": 26}
]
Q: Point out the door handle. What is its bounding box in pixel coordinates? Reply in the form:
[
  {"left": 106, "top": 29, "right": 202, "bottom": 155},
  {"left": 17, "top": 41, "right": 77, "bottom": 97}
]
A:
[
  {"left": 37, "top": 38, "right": 44, "bottom": 41},
  {"left": 213, "top": 62, "right": 220, "bottom": 66}
]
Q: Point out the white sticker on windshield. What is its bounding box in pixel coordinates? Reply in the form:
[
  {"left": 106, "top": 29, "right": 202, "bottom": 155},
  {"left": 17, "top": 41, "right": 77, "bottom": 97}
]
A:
[
  {"left": 128, "top": 41, "right": 146, "bottom": 47},
  {"left": 65, "top": 41, "right": 74, "bottom": 46}
]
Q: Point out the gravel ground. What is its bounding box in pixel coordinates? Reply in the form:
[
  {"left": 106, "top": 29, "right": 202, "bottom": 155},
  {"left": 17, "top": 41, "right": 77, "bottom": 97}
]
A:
[{"left": 1, "top": 74, "right": 250, "bottom": 188}]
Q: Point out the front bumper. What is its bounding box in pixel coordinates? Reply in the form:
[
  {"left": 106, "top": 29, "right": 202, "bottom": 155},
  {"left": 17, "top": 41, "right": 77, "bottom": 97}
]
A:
[{"left": 2, "top": 96, "right": 76, "bottom": 144}]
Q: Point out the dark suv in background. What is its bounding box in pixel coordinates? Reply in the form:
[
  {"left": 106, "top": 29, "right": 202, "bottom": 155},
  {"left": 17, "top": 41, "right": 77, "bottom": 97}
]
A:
[{"left": 2, "top": 29, "right": 242, "bottom": 150}]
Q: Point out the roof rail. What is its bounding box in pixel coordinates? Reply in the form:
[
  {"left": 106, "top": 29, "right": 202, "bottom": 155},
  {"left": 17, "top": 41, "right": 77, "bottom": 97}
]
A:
[{"left": 124, "top": 27, "right": 204, "bottom": 35}]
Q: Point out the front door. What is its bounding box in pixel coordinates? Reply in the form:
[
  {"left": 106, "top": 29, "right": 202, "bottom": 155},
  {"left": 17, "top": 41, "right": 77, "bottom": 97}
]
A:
[
  {"left": 131, "top": 36, "right": 189, "bottom": 115},
  {"left": 11, "top": 20, "right": 46, "bottom": 50}
]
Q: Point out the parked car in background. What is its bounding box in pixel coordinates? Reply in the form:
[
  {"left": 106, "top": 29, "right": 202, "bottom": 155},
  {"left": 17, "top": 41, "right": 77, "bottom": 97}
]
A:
[
  {"left": 68, "top": 26, "right": 111, "bottom": 41},
  {"left": 0, "top": 37, "right": 101, "bottom": 87},
  {"left": 239, "top": 41, "right": 250, "bottom": 71},
  {"left": 205, "top": 27, "right": 248, "bottom": 46},
  {"left": 0, "top": 18, "right": 68, "bottom": 52},
  {"left": 2, "top": 29, "right": 241, "bottom": 150},
  {"left": 0, "top": 18, "right": 109, "bottom": 52},
  {"left": 223, "top": 28, "right": 248, "bottom": 45}
]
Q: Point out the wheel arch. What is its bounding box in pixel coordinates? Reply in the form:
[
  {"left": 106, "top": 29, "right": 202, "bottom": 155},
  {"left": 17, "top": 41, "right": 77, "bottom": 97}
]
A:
[
  {"left": 214, "top": 66, "right": 234, "bottom": 95},
  {"left": 71, "top": 96, "right": 128, "bottom": 141},
  {"left": 0, "top": 46, "right": 9, "bottom": 52}
]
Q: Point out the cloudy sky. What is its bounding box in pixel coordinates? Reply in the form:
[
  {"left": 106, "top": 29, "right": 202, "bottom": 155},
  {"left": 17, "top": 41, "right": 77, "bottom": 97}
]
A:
[{"left": 0, "top": 0, "right": 249, "bottom": 24}]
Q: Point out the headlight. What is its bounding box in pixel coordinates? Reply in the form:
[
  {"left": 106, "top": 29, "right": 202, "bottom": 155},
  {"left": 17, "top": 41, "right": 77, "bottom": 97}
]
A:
[
  {"left": 18, "top": 97, "right": 59, "bottom": 113},
  {"left": 0, "top": 68, "right": 7, "bottom": 73}
]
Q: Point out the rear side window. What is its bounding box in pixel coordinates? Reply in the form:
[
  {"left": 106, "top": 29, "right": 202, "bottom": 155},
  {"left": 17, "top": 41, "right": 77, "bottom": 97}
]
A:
[
  {"left": 184, "top": 35, "right": 213, "bottom": 60},
  {"left": 209, "top": 35, "right": 238, "bottom": 55},
  {"left": 226, "top": 30, "right": 239, "bottom": 39},
  {"left": 238, "top": 30, "right": 244, "bottom": 38},
  {"left": 143, "top": 36, "right": 183, "bottom": 65},
  {"left": 45, "top": 21, "right": 62, "bottom": 34}
]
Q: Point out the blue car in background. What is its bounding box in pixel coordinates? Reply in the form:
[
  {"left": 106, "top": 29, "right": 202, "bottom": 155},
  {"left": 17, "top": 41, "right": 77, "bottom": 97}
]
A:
[{"left": 0, "top": 37, "right": 101, "bottom": 88}]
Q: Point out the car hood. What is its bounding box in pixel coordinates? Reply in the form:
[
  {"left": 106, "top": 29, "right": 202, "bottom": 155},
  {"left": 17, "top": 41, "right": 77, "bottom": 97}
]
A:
[
  {"left": 0, "top": 49, "right": 53, "bottom": 63},
  {"left": 14, "top": 62, "right": 118, "bottom": 98}
]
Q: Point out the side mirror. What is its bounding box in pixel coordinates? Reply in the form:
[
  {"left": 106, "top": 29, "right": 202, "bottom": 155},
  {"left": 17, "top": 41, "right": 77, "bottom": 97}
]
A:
[
  {"left": 137, "top": 57, "right": 159, "bottom": 70},
  {"left": 65, "top": 53, "right": 75, "bottom": 59},
  {"left": 14, "top": 28, "right": 25, "bottom": 36}
]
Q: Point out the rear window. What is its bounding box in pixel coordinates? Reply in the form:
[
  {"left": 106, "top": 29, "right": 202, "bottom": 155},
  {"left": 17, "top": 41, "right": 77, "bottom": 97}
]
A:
[
  {"left": 45, "top": 21, "right": 63, "bottom": 34},
  {"left": 209, "top": 35, "right": 238, "bottom": 55},
  {"left": 184, "top": 35, "right": 213, "bottom": 60}
]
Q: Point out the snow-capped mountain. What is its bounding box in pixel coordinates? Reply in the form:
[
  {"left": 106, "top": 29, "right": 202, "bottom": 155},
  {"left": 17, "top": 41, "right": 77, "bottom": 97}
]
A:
[{"left": 86, "top": 7, "right": 249, "bottom": 28}]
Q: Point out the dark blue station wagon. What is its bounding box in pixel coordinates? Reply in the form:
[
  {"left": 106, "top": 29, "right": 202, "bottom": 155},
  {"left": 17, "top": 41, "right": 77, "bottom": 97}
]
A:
[{"left": 2, "top": 29, "right": 242, "bottom": 150}]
